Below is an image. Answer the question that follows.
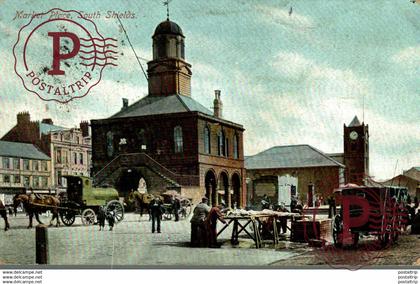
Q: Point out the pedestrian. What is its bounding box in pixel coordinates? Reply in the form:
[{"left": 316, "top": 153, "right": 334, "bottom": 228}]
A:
[
  {"left": 97, "top": 206, "right": 106, "bottom": 231},
  {"left": 173, "top": 197, "right": 180, "bottom": 222},
  {"left": 261, "top": 194, "right": 271, "bottom": 210},
  {"left": 190, "top": 197, "right": 210, "bottom": 247},
  {"left": 150, "top": 196, "right": 163, "bottom": 233},
  {"left": 328, "top": 195, "right": 336, "bottom": 218},
  {"left": 106, "top": 210, "right": 115, "bottom": 231},
  {"left": 276, "top": 202, "right": 289, "bottom": 234},
  {"left": 290, "top": 196, "right": 297, "bottom": 212},
  {"left": 206, "top": 203, "right": 227, "bottom": 248},
  {"left": 0, "top": 199, "right": 10, "bottom": 231}
]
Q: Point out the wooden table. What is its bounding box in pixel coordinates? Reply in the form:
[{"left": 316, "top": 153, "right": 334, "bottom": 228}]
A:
[{"left": 217, "top": 212, "right": 302, "bottom": 248}]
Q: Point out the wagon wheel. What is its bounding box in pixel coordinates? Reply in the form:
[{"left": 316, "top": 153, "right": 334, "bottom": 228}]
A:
[
  {"left": 332, "top": 214, "right": 343, "bottom": 248},
  {"left": 106, "top": 200, "right": 124, "bottom": 223},
  {"left": 179, "top": 205, "right": 192, "bottom": 219},
  {"left": 60, "top": 209, "right": 76, "bottom": 226},
  {"left": 81, "top": 209, "right": 96, "bottom": 226}
]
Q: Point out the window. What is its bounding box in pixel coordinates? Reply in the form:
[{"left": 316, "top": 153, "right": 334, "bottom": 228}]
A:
[
  {"left": 157, "top": 37, "right": 166, "bottom": 58},
  {"left": 79, "top": 153, "right": 83, "bottom": 165},
  {"left": 2, "top": 157, "right": 10, "bottom": 169},
  {"left": 233, "top": 134, "right": 239, "bottom": 159},
  {"left": 41, "top": 177, "right": 48, "bottom": 188},
  {"left": 218, "top": 130, "right": 226, "bottom": 156},
  {"left": 73, "top": 153, "right": 77, "bottom": 164},
  {"left": 41, "top": 161, "right": 48, "bottom": 171},
  {"left": 33, "top": 176, "right": 39, "bottom": 188},
  {"left": 33, "top": 160, "right": 39, "bottom": 171},
  {"left": 23, "top": 159, "right": 30, "bottom": 170},
  {"left": 13, "top": 158, "right": 20, "bottom": 170},
  {"left": 23, "top": 176, "right": 30, "bottom": 187},
  {"left": 62, "top": 151, "right": 67, "bottom": 164},
  {"left": 13, "top": 175, "right": 20, "bottom": 184},
  {"left": 174, "top": 126, "right": 183, "bottom": 153},
  {"left": 56, "top": 149, "right": 62, "bottom": 164},
  {"left": 106, "top": 131, "right": 114, "bottom": 158},
  {"left": 3, "top": 175, "right": 10, "bottom": 183},
  {"left": 57, "top": 171, "right": 62, "bottom": 186},
  {"left": 204, "top": 126, "right": 211, "bottom": 154}
]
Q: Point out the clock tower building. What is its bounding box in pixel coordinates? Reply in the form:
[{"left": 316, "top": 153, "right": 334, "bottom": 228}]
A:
[{"left": 343, "top": 116, "right": 369, "bottom": 185}]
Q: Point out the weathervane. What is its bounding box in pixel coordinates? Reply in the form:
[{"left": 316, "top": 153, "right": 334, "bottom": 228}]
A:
[{"left": 163, "top": 0, "right": 172, "bottom": 20}]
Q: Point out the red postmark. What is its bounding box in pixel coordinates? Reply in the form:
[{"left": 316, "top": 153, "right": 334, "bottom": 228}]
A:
[
  {"left": 13, "top": 8, "right": 118, "bottom": 103},
  {"left": 302, "top": 185, "right": 409, "bottom": 270}
]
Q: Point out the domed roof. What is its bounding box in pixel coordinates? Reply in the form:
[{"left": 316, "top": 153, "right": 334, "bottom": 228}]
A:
[{"left": 153, "top": 19, "right": 184, "bottom": 37}]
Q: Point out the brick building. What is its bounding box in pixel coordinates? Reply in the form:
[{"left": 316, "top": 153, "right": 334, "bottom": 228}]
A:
[
  {"left": 1, "top": 112, "right": 92, "bottom": 187},
  {"left": 0, "top": 141, "right": 51, "bottom": 204},
  {"left": 246, "top": 145, "right": 345, "bottom": 207},
  {"left": 91, "top": 19, "right": 245, "bottom": 206}
]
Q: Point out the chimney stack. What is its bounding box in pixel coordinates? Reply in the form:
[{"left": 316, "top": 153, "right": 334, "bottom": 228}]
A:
[
  {"left": 213, "top": 90, "right": 223, "bottom": 118},
  {"left": 17, "top": 111, "right": 30, "bottom": 125},
  {"left": 122, "top": 98, "right": 129, "bottom": 110},
  {"left": 80, "top": 121, "right": 89, "bottom": 137}
]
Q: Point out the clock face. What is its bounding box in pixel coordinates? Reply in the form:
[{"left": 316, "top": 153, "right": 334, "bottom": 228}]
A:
[{"left": 350, "top": 131, "right": 358, "bottom": 140}]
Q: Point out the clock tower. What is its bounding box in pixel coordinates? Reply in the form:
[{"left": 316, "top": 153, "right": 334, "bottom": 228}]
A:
[{"left": 343, "top": 116, "right": 369, "bottom": 185}]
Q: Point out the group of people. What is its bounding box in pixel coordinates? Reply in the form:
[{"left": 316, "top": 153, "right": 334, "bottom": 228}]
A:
[
  {"left": 190, "top": 197, "right": 227, "bottom": 248},
  {"left": 96, "top": 206, "right": 116, "bottom": 231}
]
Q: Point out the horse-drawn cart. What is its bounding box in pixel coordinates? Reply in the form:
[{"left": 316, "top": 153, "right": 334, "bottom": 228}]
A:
[
  {"left": 59, "top": 176, "right": 124, "bottom": 226},
  {"left": 332, "top": 185, "right": 408, "bottom": 248}
]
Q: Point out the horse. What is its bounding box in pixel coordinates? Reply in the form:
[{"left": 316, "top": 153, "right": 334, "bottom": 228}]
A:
[
  {"left": 0, "top": 199, "right": 10, "bottom": 231},
  {"left": 128, "top": 191, "right": 154, "bottom": 218},
  {"left": 13, "top": 194, "right": 61, "bottom": 228}
]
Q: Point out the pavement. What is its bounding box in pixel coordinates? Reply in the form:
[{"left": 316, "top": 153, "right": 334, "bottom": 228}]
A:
[{"left": 0, "top": 213, "right": 298, "bottom": 266}]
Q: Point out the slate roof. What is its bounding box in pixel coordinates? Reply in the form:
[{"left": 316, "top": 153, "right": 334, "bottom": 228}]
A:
[
  {"left": 0, "top": 141, "right": 50, "bottom": 160},
  {"left": 245, "top": 144, "right": 345, "bottom": 170},
  {"left": 348, "top": 116, "right": 361, "bottom": 127},
  {"left": 110, "top": 94, "right": 213, "bottom": 119},
  {"left": 39, "top": 123, "right": 67, "bottom": 135}
]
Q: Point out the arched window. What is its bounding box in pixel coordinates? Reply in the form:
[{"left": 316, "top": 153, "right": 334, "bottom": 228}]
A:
[
  {"left": 204, "top": 125, "right": 211, "bottom": 154},
  {"left": 233, "top": 134, "right": 239, "bottom": 159},
  {"left": 157, "top": 37, "right": 166, "bottom": 58},
  {"left": 106, "top": 131, "right": 114, "bottom": 158},
  {"left": 218, "top": 130, "right": 226, "bottom": 156},
  {"left": 174, "top": 126, "right": 183, "bottom": 153}
]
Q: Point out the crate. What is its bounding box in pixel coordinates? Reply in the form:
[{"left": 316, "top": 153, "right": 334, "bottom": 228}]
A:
[{"left": 291, "top": 219, "right": 332, "bottom": 242}]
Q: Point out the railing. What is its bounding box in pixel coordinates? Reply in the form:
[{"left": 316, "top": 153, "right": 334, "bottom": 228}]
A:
[{"left": 93, "top": 153, "right": 199, "bottom": 186}]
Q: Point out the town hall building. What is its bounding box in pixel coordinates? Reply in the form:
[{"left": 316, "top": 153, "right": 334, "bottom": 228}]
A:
[{"left": 91, "top": 19, "right": 246, "bottom": 207}]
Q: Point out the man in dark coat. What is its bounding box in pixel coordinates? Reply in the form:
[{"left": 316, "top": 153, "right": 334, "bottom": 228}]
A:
[
  {"left": 0, "top": 199, "right": 10, "bottom": 231},
  {"left": 190, "top": 197, "right": 210, "bottom": 247},
  {"left": 150, "top": 197, "right": 163, "bottom": 233},
  {"left": 172, "top": 196, "right": 180, "bottom": 222}
]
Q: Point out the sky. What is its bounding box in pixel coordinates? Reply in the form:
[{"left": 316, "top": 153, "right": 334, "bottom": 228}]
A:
[{"left": 0, "top": 0, "right": 420, "bottom": 180}]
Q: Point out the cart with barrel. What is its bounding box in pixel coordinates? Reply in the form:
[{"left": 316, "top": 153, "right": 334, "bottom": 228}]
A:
[{"left": 59, "top": 175, "right": 124, "bottom": 226}]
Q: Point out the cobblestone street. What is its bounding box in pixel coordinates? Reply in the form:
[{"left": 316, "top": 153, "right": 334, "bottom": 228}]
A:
[{"left": 0, "top": 213, "right": 297, "bottom": 266}]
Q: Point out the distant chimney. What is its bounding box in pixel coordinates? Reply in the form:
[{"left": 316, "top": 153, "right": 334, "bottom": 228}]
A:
[
  {"left": 80, "top": 121, "right": 89, "bottom": 137},
  {"left": 17, "top": 111, "right": 30, "bottom": 125},
  {"left": 41, "top": 118, "right": 53, "bottom": 125},
  {"left": 122, "top": 98, "right": 129, "bottom": 110},
  {"left": 213, "top": 90, "right": 223, "bottom": 118}
]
